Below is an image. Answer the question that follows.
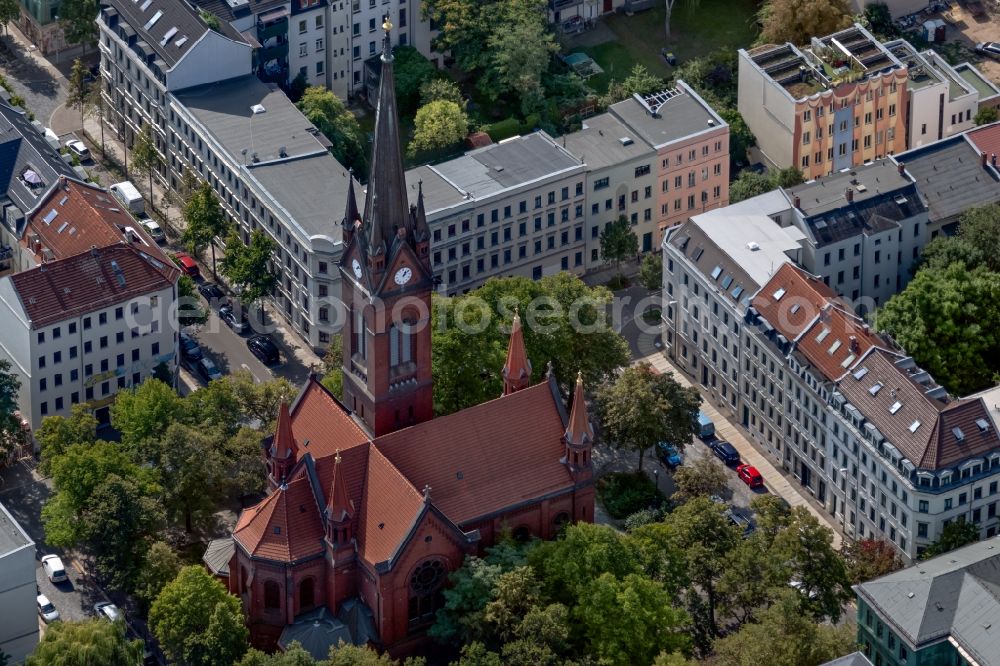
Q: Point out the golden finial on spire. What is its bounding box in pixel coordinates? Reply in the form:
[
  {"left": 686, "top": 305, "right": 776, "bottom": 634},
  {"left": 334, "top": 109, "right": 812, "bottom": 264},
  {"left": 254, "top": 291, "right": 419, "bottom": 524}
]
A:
[
  {"left": 576, "top": 370, "right": 583, "bottom": 384},
  {"left": 383, "top": 17, "right": 393, "bottom": 32},
  {"left": 334, "top": 448, "right": 342, "bottom": 464}
]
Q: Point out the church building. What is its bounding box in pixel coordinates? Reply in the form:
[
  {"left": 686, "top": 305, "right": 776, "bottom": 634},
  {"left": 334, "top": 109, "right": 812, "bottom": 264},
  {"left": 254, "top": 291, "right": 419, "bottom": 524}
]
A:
[{"left": 220, "top": 19, "right": 596, "bottom": 658}]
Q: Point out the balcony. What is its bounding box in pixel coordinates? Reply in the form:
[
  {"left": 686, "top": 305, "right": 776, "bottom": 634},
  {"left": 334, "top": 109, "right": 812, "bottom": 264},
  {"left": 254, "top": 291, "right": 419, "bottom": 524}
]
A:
[
  {"left": 257, "top": 16, "right": 287, "bottom": 41},
  {"left": 258, "top": 41, "right": 288, "bottom": 63}
]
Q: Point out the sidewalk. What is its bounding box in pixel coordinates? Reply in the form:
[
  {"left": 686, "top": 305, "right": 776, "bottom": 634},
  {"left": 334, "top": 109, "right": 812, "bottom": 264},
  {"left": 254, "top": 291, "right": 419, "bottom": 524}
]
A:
[{"left": 636, "top": 341, "right": 845, "bottom": 549}]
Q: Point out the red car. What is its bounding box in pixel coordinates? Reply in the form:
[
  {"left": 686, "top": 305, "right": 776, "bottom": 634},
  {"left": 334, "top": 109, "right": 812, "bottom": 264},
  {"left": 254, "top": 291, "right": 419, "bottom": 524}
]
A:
[
  {"left": 737, "top": 464, "right": 764, "bottom": 488},
  {"left": 173, "top": 251, "right": 200, "bottom": 278}
]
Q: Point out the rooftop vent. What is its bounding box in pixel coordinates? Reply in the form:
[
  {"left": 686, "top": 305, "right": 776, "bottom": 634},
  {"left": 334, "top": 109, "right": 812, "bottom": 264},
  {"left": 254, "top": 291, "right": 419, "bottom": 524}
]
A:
[
  {"left": 250, "top": 104, "right": 266, "bottom": 114},
  {"left": 279, "top": 145, "right": 287, "bottom": 157},
  {"left": 746, "top": 241, "right": 761, "bottom": 251},
  {"left": 618, "top": 137, "right": 634, "bottom": 146}
]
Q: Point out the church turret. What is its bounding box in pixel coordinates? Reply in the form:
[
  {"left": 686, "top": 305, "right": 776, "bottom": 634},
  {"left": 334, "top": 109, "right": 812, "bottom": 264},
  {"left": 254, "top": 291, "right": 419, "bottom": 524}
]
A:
[
  {"left": 324, "top": 450, "right": 354, "bottom": 549},
  {"left": 341, "top": 170, "right": 360, "bottom": 246},
  {"left": 563, "top": 372, "right": 593, "bottom": 480},
  {"left": 269, "top": 402, "right": 298, "bottom": 485},
  {"left": 502, "top": 309, "right": 531, "bottom": 395},
  {"left": 413, "top": 181, "right": 431, "bottom": 267}
]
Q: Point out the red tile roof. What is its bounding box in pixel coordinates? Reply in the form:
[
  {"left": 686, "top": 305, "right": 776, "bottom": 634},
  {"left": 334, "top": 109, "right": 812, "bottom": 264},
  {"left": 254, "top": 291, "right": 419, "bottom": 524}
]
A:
[
  {"left": 271, "top": 402, "right": 298, "bottom": 463},
  {"left": 752, "top": 263, "right": 837, "bottom": 341},
  {"left": 795, "top": 304, "right": 882, "bottom": 381},
  {"left": 288, "top": 380, "right": 369, "bottom": 460},
  {"left": 9, "top": 244, "right": 179, "bottom": 328},
  {"left": 23, "top": 177, "right": 166, "bottom": 263},
  {"left": 233, "top": 466, "right": 325, "bottom": 561},
  {"left": 356, "top": 445, "right": 425, "bottom": 566},
  {"left": 967, "top": 122, "right": 1000, "bottom": 165}
]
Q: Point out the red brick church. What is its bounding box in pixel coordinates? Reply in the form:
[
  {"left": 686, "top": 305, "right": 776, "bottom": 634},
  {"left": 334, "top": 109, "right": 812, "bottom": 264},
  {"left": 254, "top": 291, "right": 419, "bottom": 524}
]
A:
[{"left": 218, "top": 20, "right": 595, "bottom": 658}]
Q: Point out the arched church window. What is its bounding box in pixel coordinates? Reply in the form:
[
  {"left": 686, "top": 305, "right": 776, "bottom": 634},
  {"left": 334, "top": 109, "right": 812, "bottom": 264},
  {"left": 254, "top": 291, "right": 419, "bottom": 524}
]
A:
[
  {"left": 513, "top": 525, "right": 531, "bottom": 542},
  {"left": 407, "top": 559, "right": 446, "bottom": 631},
  {"left": 299, "top": 577, "right": 315, "bottom": 610},
  {"left": 264, "top": 580, "right": 281, "bottom": 610},
  {"left": 389, "top": 321, "right": 414, "bottom": 368}
]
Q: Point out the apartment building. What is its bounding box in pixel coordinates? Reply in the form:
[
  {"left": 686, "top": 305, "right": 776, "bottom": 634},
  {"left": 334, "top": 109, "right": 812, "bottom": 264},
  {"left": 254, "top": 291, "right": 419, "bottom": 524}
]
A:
[
  {"left": 405, "top": 132, "right": 588, "bottom": 293},
  {"left": 0, "top": 243, "right": 181, "bottom": 429},
  {"left": 0, "top": 502, "right": 35, "bottom": 664},
  {"left": 855, "top": 537, "right": 1000, "bottom": 666},
  {"left": 563, "top": 81, "right": 730, "bottom": 255},
  {"left": 660, "top": 197, "right": 804, "bottom": 420}
]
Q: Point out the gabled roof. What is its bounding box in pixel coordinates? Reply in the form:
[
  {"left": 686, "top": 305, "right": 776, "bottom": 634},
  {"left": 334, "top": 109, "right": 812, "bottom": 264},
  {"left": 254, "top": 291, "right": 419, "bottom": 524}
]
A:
[
  {"left": 795, "top": 303, "right": 881, "bottom": 382},
  {"left": 233, "top": 465, "right": 326, "bottom": 562},
  {"left": 855, "top": 536, "right": 1000, "bottom": 662},
  {"left": 356, "top": 445, "right": 425, "bottom": 566},
  {"left": 752, "top": 263, "right": 837, "bottom": 342},
  {"left": 0, "top": 101, "right": 76, "bottom": 218},
  {"left": 8, "top": 244, "right": 179, "bottom": 328},
  {"left": 286, "top": 379, "right": 368, "bottom": 460},
  {"left": 967, "top": 121, "right": 1000, "bottom": 162}
]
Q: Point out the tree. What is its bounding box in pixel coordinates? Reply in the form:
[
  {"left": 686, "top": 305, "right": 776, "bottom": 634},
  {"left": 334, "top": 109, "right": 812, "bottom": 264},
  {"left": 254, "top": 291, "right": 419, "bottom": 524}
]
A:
[
  {"left": 729, "top": 170, "right": 774, "bottom": 203},
  {"left": 393, "top": 45, "right": 440, "bottom": 115},
  {"left": 873, "top": 262, "right": 1000, "bottom": 395},
  {"left": 239, "top": 643, "right": 319, "bottom": 666},
  {"left": 914, "top": 236, "right": 983, "bottom": 274},
  {"left": 672, "top": 457, "right": 728, "bottom": 502},
  {"left": 297, "top": 86, "right": 366, "bottom": 175},
  {"left": 131, "top": 123, "right": 160, "bottom": 212},
  {"left": 199, "top": 9, "right": 221, "bottom": 31},
  {"left": 0, "top": 0, "right": 17, "bottom": 36},
  {"left": 228, "top": 372, "right": 298, "bottom": 427},
  {"left": 134, "top": 541, "right": 182, "bottom": 610},
  {"left": 422, "top": 0, "right": 493, "bottom": 74},
  {"left": 157, "top": 423, "right": 228, "bottom": 533},
  {"left": 922, "top": 520, "right": 980, "bottom": 559},
  {"left": 220, "top": 230, "right": 279, "bottom": 305},
  {"left": 623, "top": 64, "right": 663, "bottom": 97},
  {"left": 431, "top": 273, "right": 630, "bottom": 414},
  {"left": 712, "top": 590, "right": 857, "bottom": 666},
  {"left": 182, "top": 181, "right": 231, "bottom": 277},
  {"left": 36, "top": 404, "right": 97, "bottom": 474},
  {"left": 0, "top": 359, "right": 23, "bottom": 462},
  {"left": 420, "top": 78, "right": 464, "bottom": 107},
  {"left": 287, "top": 72, "right": 308, "bottom": 103},
  {"left": 599, "top": 216, "right": 639, "bottom": 273},
  {"left": 663, "top": 0, "right": 701, "bottom": 39},
  {"left": 321, "top": 336, "right": 344, "bottom": 399},
  {"left": 27, "top": 619, "right": 144, "bottom": 666},
  {"left": 327, "top": 643, "right": 425, "bottom": 665},
  {"left": 150, "top": 566, "right": 249, "bottom": 666},
  {"left": 758, "top": 0, "right": 853, "bottom": 46},
  {"left": 484, "top": 2, "right": 556, "bottom": 116},
  {"left": 67, "top": 59, "right": 91, "bottom": 124},
  {"left": 408, "top": 100, "right": 469, "bottom": 158},
  {"left": 430, "top": 556, "right": 507, "bottom": 645},
  {"left": 719, "top": 108, "right": 755, "bottom": 165},
  {"left": 974, "top": 106, "right": 999, "bottom": 126},
  {"left": 110, "top": 378, "right": 184, "bottom": 461},
  {"left": 597, "top": 362, "right": 701, "bottom": 472},
  {"left": 843, "top": 538, "right": 904, "bottom": 585},
  {"left": 178, "top": 274, "right": 209, "bottom": 327},
  {"left": 862, "top": 2, "right": 897, "bottom": 40},
  {"left": 59, "top": 0, "right": 99, "bottom": 49},
  {"left": 639, "top": 253, "right": 663, "bottom": 292},
  {"left": 771, "top": 166, "right": 804, "bottom": 188},
  {"left": 957, "top": 204, "right": 1000, "bottom": 273}
]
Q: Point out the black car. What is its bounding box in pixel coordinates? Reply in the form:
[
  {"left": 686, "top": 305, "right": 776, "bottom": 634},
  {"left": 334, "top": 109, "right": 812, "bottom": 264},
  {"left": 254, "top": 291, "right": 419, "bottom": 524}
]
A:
[
  {"left": 219, "top": 304, "right": 249, "bottom": 334},
  {"left": 179, "top": 332, "right": 203, "bottom": 362},
  {"left": 710, "top": 440, "right": 741, "bottom": 465},
  {"left": 198, "top": 282, "right": 228, "bottom": 306},
  {"left": 247, "top": 335, "right": 280, "bottom": 365}
]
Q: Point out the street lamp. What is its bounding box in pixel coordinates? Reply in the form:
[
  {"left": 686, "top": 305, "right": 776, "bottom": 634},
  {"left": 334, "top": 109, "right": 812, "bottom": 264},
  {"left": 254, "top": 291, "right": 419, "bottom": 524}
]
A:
[{"left": 653, "top": 468, "right": 659, "bottom": 492}]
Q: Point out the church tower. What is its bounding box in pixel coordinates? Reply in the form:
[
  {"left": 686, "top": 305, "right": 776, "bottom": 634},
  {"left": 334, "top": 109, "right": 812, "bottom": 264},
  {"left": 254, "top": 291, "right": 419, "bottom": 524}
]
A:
[{"left": 338, "top": 18, "right": 434, "bottom": 437}]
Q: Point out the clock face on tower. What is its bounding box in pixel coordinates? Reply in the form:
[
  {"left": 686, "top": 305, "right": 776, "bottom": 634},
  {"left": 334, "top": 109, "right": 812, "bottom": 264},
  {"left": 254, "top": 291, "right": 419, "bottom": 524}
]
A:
[
  {"left": 394, "top": 266, "right": 412, "bottom": 285},
  {"left": 352, "top": 259, "right": 362, "bottom": 279}
]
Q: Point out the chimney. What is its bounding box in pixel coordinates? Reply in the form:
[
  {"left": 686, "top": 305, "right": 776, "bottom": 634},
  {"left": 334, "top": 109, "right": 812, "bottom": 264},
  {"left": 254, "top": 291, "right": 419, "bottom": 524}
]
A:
[
  {"left": 983, "top": 151, "right": 989, "bottom": 167},
  {"left": 993, "top": 154, "right": 998, "bottom": 168},
  {"left": 897, "top": 161, "right": 905, "bottom": 176},
  {"left": 846, "top": 187, "right": 854, "bottom": 203},
  {"left": 793, "top": 195, "right": 801, "bottom": 209},
  {"left": 849, "top": 335, "right": 859, "bottom": 353},
  {"left": 90, "top": 244, "right": 98, "bottom": 258}
]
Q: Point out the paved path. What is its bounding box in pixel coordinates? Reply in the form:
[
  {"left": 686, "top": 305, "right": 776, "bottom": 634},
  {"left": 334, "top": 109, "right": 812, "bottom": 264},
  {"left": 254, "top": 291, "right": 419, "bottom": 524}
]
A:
[{"left": 635, "top": 340, "right": 844, "bottom": 549}]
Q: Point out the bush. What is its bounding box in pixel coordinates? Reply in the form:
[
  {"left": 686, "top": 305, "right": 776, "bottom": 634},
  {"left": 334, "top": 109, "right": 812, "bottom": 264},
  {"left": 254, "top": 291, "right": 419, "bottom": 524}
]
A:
[
  {"left": 607, "top": 274, "right": 630, "bottom": 290},
  {"left": 485, "top": 117, "right": 522, "bottom": 142},
  {"left": 642, "top": 308, "right": 662, "bottom": 324},
  {"left": 624, "top": 506, "right": 664, "bottom": 531},
  {"left": 597, "top": 471, "right": 664, "bottom": 519}
]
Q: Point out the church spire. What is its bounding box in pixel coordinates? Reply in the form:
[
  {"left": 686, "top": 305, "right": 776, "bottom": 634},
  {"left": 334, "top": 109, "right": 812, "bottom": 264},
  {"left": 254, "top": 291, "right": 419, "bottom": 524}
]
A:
[
  {"left": 502, "top": 309, "right": 531, "bottom": 395},
  {"left": 362, "top": 17, "right": 410, "bottom": 257},
  {"left": 564, "top": 372, "right": 593, "bottom": 448},
  {"left": 269, "top": 402, "right": 298, "bottom": 483},
  {"left": 325, "top": 449, "right": 353, "bottom": 523},
  {"left": 342, "top": 169, "right": 360, "bottom": 243}
]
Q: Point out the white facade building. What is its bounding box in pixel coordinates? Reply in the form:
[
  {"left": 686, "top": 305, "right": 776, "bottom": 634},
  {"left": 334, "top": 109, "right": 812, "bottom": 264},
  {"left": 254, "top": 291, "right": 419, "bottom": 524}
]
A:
[{"left": 0, "top": 501, "right": 37, "bottom": 663}]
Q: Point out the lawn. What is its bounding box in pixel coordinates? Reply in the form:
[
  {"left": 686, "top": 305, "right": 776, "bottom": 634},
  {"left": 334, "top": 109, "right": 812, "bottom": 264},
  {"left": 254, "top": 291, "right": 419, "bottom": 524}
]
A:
[{"left": 571, "top": 0, "right": 760, "bottom": 93}]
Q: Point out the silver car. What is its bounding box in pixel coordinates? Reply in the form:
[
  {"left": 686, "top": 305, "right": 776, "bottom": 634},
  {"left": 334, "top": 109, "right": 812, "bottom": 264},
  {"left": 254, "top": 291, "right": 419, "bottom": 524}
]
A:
[
  {"left": 94, "top": 601, "right": 122, "bottom": 623},
  {"left": 37, "top": 594, "right": 60, "bottom": 623}
]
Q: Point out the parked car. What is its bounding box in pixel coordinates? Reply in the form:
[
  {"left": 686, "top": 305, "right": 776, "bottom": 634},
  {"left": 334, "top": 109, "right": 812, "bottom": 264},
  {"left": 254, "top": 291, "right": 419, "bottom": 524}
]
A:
[
  {"left": 976, "top": 42, "right": 1000, "bottom": 60},
  {"left": 179, "top": 332, "right": 203, "bottom": 362},
  {"left": 710, "top": 440, "right": 740, "bottom": 465},
  {"left": 197, "top": 357, "right": 223, "bottom": 382},
  {"left": 694, "top": 411, "right": 715, "bottom": 439},
  {"left": 219, "top": 304, "right": 249, "bottom": 334},
  {"left": 41, "top": 554, "right": 68, "bottom": 583},
  {"left": 37, "top": 594, "right": 60, "bottom": 622},
  {"left": 247, "top": 335, "right": 280, "bottom": 365},
  {"left": 141, "top": 218, "right": 165, "bottom": 244},
  {"left": 736, "top": 463, "right": 764, "bottom": 488},
  {"left": 64, "top": 139, "right": 90, "bottom": 160},
  {"left": 172, "top": 252, "right": 200, "bottom": 278},
  {"left": 725, "top": 507, "right": 756, "bottom": 538},
  {"left": 198, "top": 282, "right": 228, "bottom": 306},
  {"left": 94, "top": 601, "right": 122, "bottom": 623},
  {"left": 656, "top": 441, "right": 682, "bottom": 468}
]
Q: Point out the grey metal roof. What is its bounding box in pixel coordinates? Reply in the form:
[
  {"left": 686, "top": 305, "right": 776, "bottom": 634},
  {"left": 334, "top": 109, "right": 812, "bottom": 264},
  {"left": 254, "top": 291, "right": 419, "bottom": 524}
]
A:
[
  {"left": 102, "top": 0, "right": 246, "bottom": 68},
  {"left": 403, "top": 165, "right": 466, "bottom": 216},
  {"left": 562, "top": 112, "right": 655, "bottom": 169},
  {"left": 820, "top": 652, "right": 873, "bottom": 666},
  {"left": 202, "top": 537, "right": 234, "bottom": 576},
  {"left": 608, "top": 82, "right": 725, "bottom": 149},
  {"left": 249, "top": 152, "right": 351, "bottom": 241},
  {"left": 0, "top": 500, "right": 32, "bottom": 557},
  {"left": 278, "top": 600, "right": 378, "bottom": 660},
  {"left": 897, "top": 137, "right": 1000, "bottom": 226},
  {"left": 0, "top": 100, "right": 77, "bottom": 223},
  {"left": 855, "top": 536, "right": 1000, "bottom": 663}
]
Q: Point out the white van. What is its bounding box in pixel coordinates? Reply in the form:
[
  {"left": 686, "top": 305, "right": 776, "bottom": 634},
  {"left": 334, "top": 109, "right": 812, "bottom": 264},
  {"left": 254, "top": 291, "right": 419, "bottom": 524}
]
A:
[{"left": 110, "top": 181, "right": 145, "bottom": 215}]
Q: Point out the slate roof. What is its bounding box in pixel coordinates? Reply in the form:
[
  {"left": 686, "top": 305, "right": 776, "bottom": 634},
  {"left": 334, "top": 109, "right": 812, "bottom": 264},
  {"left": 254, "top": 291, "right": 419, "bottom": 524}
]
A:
[
  {"left": 855, "top": 536, "right": 1000, "bottom": 663},
  {"left": 820, "top": 652, "right": 873, "bottom": 666},
  {"left": 202, "top": 537, "right": 234, "bottom": 576},
  {"left": 8, "top": 244, "right": 179, "bottom": 328},
  {"left": 0, "top": 101, "right": 76, "bottom": 222}
]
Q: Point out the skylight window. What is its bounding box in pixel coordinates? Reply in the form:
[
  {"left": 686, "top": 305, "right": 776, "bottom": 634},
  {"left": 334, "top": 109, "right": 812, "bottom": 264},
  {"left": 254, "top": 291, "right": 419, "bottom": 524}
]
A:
[
  {"left": 869, "top": 382, "right": 883, "bottom": 396},
  {"left": 889, "top": 401, "right": 903, "bottom": 415},
  {"left": 790, "top": 304, "right": 801, "bottom": 315},
  {"left": 140, "top": 0, "right": 151, "bottom": 9},
  {"left": 175, "top": 36, "right": 188, "bottom": 47},
  {"left": 721, "top": 275, "right": 733, "bottom": 290},
  {"left": 853, "top": 367, "right": 869, "bottom": 380},
  {"left": 828, "top": 339, "right": 842, "bottom": 354},
  {"left": 160, "top": 26, "right": 178, "bottom": 45},
  {"left": 909, "top": 420, "right": 921, "bottom": 433},
  {"left": 816, "top": 328, "right": 830, "bottom": 342},
  {"left": 143, "top": 9, "right": 163, "bottom": 31},
  {"left": 773, "top": 287, "right": 786, "bottom": 300},
  {"left": 977, "top": 419, "right": 990, "bottom": 433},
  {"left": 711, "top": 265, "right": 722, "bottom": 280},
  {"left": 42, "top": 209, "right": 58, "bottom": 224},
  {"left": 953, "top": 427, "right": 965, "bottom": 442},
  {"left": 841, "top": 354, "right": 856, "bottom": 368},
  {"left": 692, "top": 247, "right": 704, "bottom": 261},
  {"left": 731, "top": 285, "right": 743, "bottom": 299}
]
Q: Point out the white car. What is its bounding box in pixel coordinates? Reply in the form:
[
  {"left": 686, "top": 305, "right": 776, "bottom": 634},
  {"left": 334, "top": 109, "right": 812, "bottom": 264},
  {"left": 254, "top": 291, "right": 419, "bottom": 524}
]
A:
[
  {"left": 94, "top": 601, "right": 122, "bottom": 623},
  {"left": 64, "top": 139, "right": 90, "bottom": 160},
  {"left": 141, "top": 219, "right": 165, "bottom": 243},
  {"left": 37, "top": 594, "right": 60, "bottom": 623},
  {"left": 41, "top": 554, "right": 68, "bottom": 583}
]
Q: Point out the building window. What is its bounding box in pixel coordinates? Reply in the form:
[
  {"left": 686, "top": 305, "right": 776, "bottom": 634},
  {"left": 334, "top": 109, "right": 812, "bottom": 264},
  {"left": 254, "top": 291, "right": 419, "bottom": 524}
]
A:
[
  {"left": 408, "top": 559, "right": 447, "bottom": 631},
  {"left": 264, "top": 580, "right": 281, "bottom": 610}
]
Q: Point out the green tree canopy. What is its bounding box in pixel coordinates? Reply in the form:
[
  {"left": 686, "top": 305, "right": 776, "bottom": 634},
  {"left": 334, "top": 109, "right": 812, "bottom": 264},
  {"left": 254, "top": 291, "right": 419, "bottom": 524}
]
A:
[
  {"left": 484, "top": 0, "right": 556, "bottom": 115},
  {"left": 599, "top": 216, "right": 639, "bottom": 271},
  {"left": 150, "top": 566, "right": 249, "bottom": 666},
  {"left": 27, "top": 619, "right": 144, "bottom": 665},
  {"left": 393, "top": 45, "right": 440, "bottom": 115},
  {"left": 671, "top": 456, "right": 728, "bottom": 502},
  {"left": 596, "top": 362, "right": 701, "bottom": 471},
  {"left": 719, "top": 108, "right": 755, "bottom": 165},
  {"left": 59, "top": 0, "right": 99, "bottom": 48},
  {"left": 431, "top": 273, "right": 629, "bottom": 414},
  {"left": 956, "top": 204, "right": 1000, "bottom": 272},
  {"left": 110, "top": 378, "right": 185, "bottom": 460},
  {"left": 131, "top": 123, "right": 160, "bottom": 209},
  {"left": 67, "top": 58, "right": 91, "bottom": 118},
  {"left": 420, "top": 77, "right": 464, "bottom": 107},
  {"left": 321, "top": 336, "right": 344, "bottom": 399},
  {"left": 729, "top": 170, "right": 774, "bottom": 203},
  {"left": 922, "top": 520, "right": 980, "bottom": 559},
  {"left": 0, "top": 358, "right": 24, "bottom": 461},
  {"left": 297, "top": 86, "right": 366, "bottom": 175},
  {"left": 134, "top": 541, "right": 182, "bottom": 610},
  {"left": 407, "top": 100, "right": 469, "bottom": 158},
  {"left": 178, "top": 274, "right": 209, "bottom": 327},
  {"left": 36, "top": 404, "right": 97, "bottom": 474},
  {"left": 639, "top": 253, "right": 663, "bottom": 292},
  {"left": 220, "top": 229, "right": 279, "bottom": 305},
  {"left": 757, "top": 0, "right": 853, "bottom": 46},
  {"left": 974, "top": 106, "right": 998, "bottom": 126},
  {"left": 862, "top": 2, "right": 897, "bottom": 40},
  {"left": 182, "top": 181, "right": 231, "bottom": 276}
]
